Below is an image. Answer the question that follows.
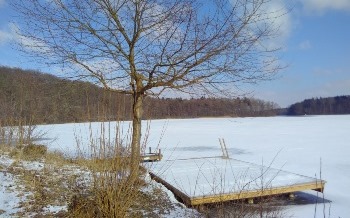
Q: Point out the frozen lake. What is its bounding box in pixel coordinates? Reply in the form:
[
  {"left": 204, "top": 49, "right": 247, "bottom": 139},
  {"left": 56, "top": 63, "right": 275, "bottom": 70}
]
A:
[{"left": 40, "top": 115, "right": 350, "bottom": 217}]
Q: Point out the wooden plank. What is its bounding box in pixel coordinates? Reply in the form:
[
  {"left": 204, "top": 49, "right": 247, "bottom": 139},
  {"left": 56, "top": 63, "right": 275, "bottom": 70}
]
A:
[{"left": 189, "top": 180, "right": 326, "bottom": 205}]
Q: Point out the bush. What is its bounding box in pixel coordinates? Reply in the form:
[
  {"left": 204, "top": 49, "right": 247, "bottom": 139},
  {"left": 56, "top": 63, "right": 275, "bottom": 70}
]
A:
[
  {"left": 22, "top": 144, "right": 47, "bottom": 161},
  {"left": 68, "top": 194, "right": 101, "bottom": 218}
]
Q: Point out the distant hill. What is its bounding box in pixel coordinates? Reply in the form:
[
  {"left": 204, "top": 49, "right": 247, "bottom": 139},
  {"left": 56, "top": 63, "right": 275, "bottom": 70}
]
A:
[
  {"left": 0, "top": 66, "right": 133, "bottom": 124},
  {"left": 286, "top": 96, "right": 350, "bottom": 115},
  {"left": 0, "top": 66, "right": 280, "bottom": 124}
]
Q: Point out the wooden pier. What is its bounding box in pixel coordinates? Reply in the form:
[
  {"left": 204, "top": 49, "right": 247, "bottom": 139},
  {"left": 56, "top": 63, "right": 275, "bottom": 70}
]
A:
[
  {"left": 141, "top": 148, "right": 162, "bottom": 162},
  {"left": 147, "top": 157, "right": 326, "bottom": 206}
]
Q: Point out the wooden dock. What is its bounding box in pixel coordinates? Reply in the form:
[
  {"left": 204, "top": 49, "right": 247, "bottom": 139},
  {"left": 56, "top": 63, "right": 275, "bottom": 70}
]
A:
[
  {"left": 147, "top": 157, "right": 326, "bottom": 206},
  {"left": 141, "top": 153, "right": 162, "bottom": 162},
  {"left": 141, "top": 148, "right": 162, "bottom": 162}
]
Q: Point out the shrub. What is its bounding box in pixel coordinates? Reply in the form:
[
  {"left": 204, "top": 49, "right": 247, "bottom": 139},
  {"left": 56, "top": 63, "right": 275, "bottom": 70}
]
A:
[
  {"left": 22, "top": 144, "right": 47, "bottom": 161},
  {"left": 68, "top": 194, "right": 101, "bottom": 218}
]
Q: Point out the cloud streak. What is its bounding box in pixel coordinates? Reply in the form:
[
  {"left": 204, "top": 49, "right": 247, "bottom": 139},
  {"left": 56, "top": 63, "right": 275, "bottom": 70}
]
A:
[
  {"left": 0, "top": 31, "right": 11, "bottom": 44},
  {"left": 0, "top": 23, "right": 52, "bottom": 53},
  {"left": 0, "top": 23, "right": 16, "bottom": 45},
  {"left": 301, "top": 0, "right": 350, "bottom": 12},
  {"left": 242, "top": 0, "right": 293, "bottom": 50}
]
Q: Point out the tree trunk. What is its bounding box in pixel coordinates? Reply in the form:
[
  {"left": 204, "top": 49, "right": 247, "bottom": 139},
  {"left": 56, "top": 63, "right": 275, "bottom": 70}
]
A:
[{"left": 129, "top": 91, "right": 143, "bottom": 180}]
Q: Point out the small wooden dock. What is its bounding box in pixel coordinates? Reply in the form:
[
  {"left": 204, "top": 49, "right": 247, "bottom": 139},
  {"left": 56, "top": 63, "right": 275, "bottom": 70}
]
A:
[
  {"left": 141, "top": 148, "right": 162, "bottom": 162},
  {"left": 147, "top": 157, "right": 326, "bottom": 206}
]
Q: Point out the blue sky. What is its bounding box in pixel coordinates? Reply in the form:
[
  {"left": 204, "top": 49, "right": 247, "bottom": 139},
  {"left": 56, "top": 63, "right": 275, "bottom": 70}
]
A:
[{"left": 0, "top": 0, "right": 350, "bottom": 107}]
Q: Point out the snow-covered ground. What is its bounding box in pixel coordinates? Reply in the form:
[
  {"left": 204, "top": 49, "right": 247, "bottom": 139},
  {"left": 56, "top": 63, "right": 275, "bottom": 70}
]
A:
[
  {"left": 39, "top": 115, "right": 349, "bottom": 217},
  {"left": 0, "top": 156, "right": 20, "bottom": 217}
]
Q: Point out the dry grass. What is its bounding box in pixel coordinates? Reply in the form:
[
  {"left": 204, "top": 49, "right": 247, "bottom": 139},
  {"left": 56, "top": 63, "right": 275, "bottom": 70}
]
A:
[
  {"left": 4, "top": 149, "right": 85, "bottom": 217},
  {"left": 21, "top": 144, "right": 47, "bottom": 161},
  {"left": 68, "top": 122, "right": 153, "bottom": 217},
  {"left": 0, "top": 119, "right": 181, "bottom": 217},
  {"left": 0, "top": 118, "right": 42, "bottom": 147},
  {"left": 1, "top": 152, "right": 166, "bottom": 217}
]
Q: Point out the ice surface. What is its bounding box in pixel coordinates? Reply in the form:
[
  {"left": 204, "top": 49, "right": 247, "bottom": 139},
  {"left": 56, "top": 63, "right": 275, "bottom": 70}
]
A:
[{"left": 37, "top": 115, "right": 350, "bottom": 217}]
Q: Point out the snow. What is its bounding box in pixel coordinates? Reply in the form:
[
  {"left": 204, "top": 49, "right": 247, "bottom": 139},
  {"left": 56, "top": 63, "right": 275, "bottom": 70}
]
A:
[
  {"left": 147, "top": 157, "right": 321, "bottom": 198},
  {"left": 20, "top": 161, "right": 45, "bottom": 171},
  {"left": 0, "top": 156, "right": 22, "bottom": 217},
  {"left": 43, "top": 205, "right": 67, "bottom": 214},
  {"left": 144, "top": 173, "right": 201, "bottom": 217},
  {"left": 36, "top": 115, "right": 350, "bottom": 217}
]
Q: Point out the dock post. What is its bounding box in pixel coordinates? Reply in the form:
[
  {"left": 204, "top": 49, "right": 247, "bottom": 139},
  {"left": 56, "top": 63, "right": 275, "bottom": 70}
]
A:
[
  {"left": 149, "top": 147, "right": 152, "bottom": 154},
  {"left": 219, "top": 138, "right": 229, "bottom": 159},
  {"left": 222, "top": 139, "right": 229, "bottom": 158}
]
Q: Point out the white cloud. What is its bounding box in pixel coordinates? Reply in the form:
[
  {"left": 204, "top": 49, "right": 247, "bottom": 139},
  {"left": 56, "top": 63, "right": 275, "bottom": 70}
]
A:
[
  {"left": 0, "top": 24, "right": 16, "bottom": 45},
  {"left": 301, "top": 0, "right": 350, "bottom": 13},
  {"left": 0, "top": 23, "right": 51, "bottom": 54},
  {"left": 81, "top": 59, "right": 120, "bottom": 75},
  {"left": 142, "top": 3, "right": 185, "bottom": 43},
  {"left": 0, "top": 30, "right": 11, "bottom": 44},
  {"left": 298, "top": 40, "right": 312, "bottom": 50},
  {"left": 256, "top": 0, "right": 350, "bottom": 51},
  {"left": 266, "top": 0, "right": 293, "bottom": 46},
  {"left": 248, "top": 0, "right": 293, "bottom": 50}
]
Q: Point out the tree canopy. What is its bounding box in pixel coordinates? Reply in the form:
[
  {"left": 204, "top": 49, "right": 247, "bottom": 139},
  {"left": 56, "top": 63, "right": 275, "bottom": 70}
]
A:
[
  {"left": 12, "top": 0, "right": 285, "bottom": 177},
  {"left": 13, "top": 0, "right": 282, "bottom": 96}
]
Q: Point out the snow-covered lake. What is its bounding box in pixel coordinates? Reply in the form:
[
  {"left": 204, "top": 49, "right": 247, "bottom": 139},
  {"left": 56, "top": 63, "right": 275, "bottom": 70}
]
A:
[{"left": 40, "top": 115, "right": 350, "bottom": 218}]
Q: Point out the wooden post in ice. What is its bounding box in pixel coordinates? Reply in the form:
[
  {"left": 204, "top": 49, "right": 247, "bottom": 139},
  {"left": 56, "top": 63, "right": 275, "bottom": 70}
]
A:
[
  {"left": 219, "top": 138, "right": 229, "bottom": 159},
  {"left": 158, "top": 149, "right": 162, "bottom": 160}
]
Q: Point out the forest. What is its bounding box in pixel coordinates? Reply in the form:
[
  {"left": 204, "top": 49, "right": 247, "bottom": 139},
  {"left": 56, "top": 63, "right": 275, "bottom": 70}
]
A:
[
  {"left": 286, "top": 96, "right": 350, "bottom": 115},
  {"left": 0, "top": 66, "right": 279, "bottom": 124}
]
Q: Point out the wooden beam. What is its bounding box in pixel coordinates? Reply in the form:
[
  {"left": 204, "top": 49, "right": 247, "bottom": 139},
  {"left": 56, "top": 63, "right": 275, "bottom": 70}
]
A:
[
  {"left": 189, "top": 181, "right": 326, "bottom": 205},
  {"left": 149, "top": 172, "right": 192, "bottom": 206}
]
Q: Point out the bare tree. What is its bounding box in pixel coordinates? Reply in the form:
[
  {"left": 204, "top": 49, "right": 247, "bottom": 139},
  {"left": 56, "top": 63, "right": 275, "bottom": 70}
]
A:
[{"left": 12, "top": 0, "right": 284, "bottom": 177}]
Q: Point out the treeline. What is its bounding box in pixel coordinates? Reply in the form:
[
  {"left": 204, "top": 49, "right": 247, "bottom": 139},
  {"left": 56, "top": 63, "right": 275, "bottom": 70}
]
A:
[
  {"left": 0, "top": 66, "right": 130, "bottom": 124},
  {"left": 0, "top": 66, "right": 279, "bottom": 124},
  {"left": 286, "top": 96, "right": 350, "bottom": 115},
  {"left": 144, "top": 97, "right": 279, "bottom": 118}
]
